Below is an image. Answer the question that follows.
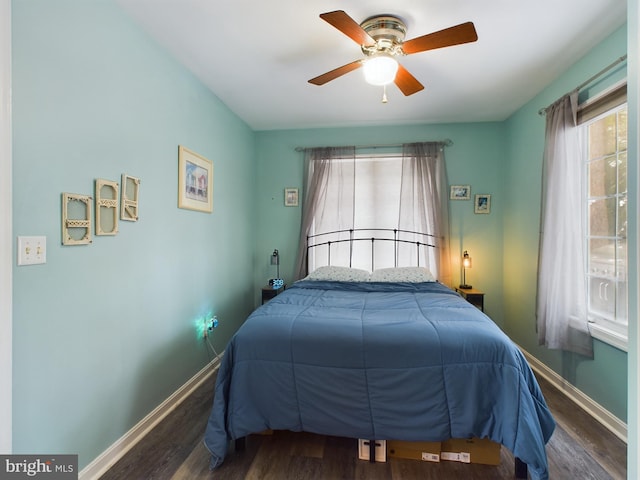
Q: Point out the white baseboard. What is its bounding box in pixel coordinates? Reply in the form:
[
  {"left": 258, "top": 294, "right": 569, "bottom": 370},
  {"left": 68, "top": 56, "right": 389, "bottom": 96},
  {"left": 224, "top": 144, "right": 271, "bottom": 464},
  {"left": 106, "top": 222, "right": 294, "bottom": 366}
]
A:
[
  {"left": 79, "top": 356, "right": 222, "bottom": 480},
  {"left": 520, "top": 347, "right": 627, "bottom": 443}
]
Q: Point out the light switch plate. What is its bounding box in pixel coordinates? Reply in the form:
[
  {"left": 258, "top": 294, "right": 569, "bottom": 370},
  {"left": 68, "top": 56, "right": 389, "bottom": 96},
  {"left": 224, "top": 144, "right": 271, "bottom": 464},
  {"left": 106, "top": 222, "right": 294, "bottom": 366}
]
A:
[{"left": 17, "top": 236, "right": 47, "bottom": 266}]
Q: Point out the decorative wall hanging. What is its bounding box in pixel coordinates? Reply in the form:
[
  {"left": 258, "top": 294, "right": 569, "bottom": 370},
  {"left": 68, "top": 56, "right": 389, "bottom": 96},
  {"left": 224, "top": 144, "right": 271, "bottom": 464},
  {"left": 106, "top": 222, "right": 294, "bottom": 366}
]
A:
[
  {"left": 95, "top": 179, "right": 119, "bottom": 235},
  {"left": 178, "top": 145, "right": 213, "bottom": 213},
  {"left": 450, "top": 185, "right": 471, "bottom": 200},
  {"left": 120, "top": 174, "right": 140, "bottom": 221},
  {"left": 284, "top": 188, "right": 299, "bottom": 207},
  {"left": 474, "top": 194, "right": 491, "bottom": 214},
  {"left": 62, "top": 193, "right": 92, "bottom": 245}
]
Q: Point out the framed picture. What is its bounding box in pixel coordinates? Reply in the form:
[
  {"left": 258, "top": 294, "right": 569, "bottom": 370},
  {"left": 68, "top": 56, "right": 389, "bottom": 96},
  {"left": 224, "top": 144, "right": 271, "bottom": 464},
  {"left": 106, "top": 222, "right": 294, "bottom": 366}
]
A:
[
  {"left": 120, "top": 174, "right": 140, "bottom": 222},
  {"left": 95, "top": 178, "right": 119, "bottom": 236},
  {"left": 62, "top": 192, "right": 92, "bottom": 245},
  {"left": 284, "top": 188, "right": 299, "bottom": 207},
  {"left": 474, "top": 194, "right": 491, "bottom": 214},
  {"left": 450, "top": 185, "right": 471, "bottom": 200},
  {"left": 178, "top": 145, "right": 213, "bottom": 213}
]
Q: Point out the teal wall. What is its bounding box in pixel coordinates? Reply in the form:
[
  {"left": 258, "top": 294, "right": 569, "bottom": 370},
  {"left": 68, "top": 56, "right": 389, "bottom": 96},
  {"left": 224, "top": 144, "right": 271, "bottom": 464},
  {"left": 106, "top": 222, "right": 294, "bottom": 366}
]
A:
[
  {"left": 254, "top": 123, "right": 507, "bottom": 325},
  {"left": 503, "top": 25, "right": 629, "bottom": 421},
  {"left": 11, "top": 0, "right": 255, "bottom": 469}
]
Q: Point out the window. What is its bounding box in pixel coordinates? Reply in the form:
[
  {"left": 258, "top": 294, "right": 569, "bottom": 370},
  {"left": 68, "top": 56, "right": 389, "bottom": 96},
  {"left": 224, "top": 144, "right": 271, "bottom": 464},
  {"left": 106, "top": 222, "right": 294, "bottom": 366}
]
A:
[
  {"left": 300, "top": 143, "right": 449, "bottom": 281},
  {"left": 309, "top": 154, "right": 407, "bottom": 271},
  {"left": 581, "top": 89, "right": 628, "bottom": 350}
]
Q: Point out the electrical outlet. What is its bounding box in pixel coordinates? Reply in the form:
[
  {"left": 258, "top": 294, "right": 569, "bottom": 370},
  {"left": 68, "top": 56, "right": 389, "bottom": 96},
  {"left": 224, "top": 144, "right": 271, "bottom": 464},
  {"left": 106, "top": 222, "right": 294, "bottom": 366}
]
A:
[{"left": 17, "top": 236, "right": 47, "bottom": 266}]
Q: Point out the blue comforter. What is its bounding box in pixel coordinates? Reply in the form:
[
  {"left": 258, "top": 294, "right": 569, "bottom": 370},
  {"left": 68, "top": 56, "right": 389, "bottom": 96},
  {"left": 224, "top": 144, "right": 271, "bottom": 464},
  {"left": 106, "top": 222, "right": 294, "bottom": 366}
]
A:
[{"left": 204, "top": 281, "right": 555, "bottom": 479}]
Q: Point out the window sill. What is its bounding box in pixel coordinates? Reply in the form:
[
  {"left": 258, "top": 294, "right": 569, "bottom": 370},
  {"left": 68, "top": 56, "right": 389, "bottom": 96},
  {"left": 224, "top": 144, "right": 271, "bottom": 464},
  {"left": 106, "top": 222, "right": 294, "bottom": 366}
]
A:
[{"left": 588, "top": 321, "right": 628, "bottom": 352}]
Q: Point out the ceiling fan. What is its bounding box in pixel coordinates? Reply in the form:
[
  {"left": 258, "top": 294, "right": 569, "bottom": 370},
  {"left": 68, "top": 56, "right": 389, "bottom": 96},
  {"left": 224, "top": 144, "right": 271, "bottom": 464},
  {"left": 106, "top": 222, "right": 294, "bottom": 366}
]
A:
[{"left": 308, "top": 10, "right": 478, "bottom": 99}]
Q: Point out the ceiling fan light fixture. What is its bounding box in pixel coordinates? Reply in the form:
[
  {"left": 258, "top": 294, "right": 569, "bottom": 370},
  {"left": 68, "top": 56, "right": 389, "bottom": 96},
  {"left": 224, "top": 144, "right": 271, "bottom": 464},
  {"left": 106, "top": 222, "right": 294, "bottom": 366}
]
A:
[{"left": 363, "top": 54, "right": 398, "bottom": 86}]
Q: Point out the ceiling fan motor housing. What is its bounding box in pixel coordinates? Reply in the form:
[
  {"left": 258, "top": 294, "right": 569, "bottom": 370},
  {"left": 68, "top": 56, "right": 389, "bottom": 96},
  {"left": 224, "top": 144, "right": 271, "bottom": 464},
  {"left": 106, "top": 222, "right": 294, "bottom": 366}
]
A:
[{"left": 360, "top": 15, "right": 407, "bottom": 56}]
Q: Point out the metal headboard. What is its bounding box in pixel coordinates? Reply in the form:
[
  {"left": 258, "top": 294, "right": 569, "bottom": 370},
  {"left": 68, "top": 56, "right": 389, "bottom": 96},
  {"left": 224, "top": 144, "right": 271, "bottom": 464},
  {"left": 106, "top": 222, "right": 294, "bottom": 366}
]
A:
[{"left": 306, "top": 228, "right": 438, "bottom": 272}]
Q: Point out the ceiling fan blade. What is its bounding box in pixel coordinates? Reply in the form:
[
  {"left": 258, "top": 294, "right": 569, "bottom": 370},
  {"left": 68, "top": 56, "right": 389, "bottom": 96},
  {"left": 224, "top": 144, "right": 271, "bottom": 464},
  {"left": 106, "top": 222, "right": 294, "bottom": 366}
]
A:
[
  {"left": 394, "top": 64, "right": 424, "bottom": 96},
  {"left": 320, "top": 10, "right": 376, "bottom": 47},
  {"left": 402, "top": 21, "right": 478, "bottom": 55},
  {"left": 308, "top": 60, "right": 364, "bottom": 86}
]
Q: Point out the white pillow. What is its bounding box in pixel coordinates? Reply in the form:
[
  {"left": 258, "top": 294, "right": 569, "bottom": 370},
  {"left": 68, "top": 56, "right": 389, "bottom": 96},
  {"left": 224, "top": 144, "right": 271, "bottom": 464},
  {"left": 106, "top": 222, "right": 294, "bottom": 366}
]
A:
[
  {"left": 306, "top": 266, "right": 371, "bottom": 282},
  {"left": 370, "top": 267, "right": 436, "bottom": 283}
]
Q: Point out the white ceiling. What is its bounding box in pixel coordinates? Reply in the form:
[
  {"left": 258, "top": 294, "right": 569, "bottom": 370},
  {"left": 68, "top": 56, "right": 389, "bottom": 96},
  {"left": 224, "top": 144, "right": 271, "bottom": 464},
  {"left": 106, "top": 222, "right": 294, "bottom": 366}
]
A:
[{"left": 115, "top": 0, "right": 627, "bottom": 131}]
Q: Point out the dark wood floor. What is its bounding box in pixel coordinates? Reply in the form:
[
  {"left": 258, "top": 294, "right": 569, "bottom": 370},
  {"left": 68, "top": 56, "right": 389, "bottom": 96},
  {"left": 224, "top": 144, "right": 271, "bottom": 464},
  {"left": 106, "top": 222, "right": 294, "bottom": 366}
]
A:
[{"left": 99, "top": 370, "right": 627, "bottom": 480}]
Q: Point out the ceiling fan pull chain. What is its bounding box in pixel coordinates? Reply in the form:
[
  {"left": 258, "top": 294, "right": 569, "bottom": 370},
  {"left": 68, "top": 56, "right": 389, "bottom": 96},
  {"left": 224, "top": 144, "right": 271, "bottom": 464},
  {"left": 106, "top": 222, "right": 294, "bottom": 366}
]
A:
[{"left": 382, "top": 85, "right": 388, "bottom": 103}]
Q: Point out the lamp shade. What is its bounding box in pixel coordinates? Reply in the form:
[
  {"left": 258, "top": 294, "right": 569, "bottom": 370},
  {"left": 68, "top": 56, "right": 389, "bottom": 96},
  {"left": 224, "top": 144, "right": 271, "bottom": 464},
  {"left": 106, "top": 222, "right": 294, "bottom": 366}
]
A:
[
  {"left": 462, "top": 250, "right": 472, "bottom": 268},
  {"left": 363, "top": 54, "right": 399, "bottom": 86}
]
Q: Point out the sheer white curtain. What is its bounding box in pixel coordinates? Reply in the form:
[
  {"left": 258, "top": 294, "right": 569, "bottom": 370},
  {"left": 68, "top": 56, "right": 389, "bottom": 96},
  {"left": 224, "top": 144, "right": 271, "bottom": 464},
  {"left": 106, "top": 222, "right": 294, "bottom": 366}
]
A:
[
  {"left": 399, "top": 143, "right": 452, "bottom": 285},
  {"left": 294, "top": 143, "right": 451, "bottom": 283},
  {"left": 294, "top": 147, "right": 355, "bottom": 279},
  {"left": 536, "top": 92, "right": 593, "bottom": 357}
]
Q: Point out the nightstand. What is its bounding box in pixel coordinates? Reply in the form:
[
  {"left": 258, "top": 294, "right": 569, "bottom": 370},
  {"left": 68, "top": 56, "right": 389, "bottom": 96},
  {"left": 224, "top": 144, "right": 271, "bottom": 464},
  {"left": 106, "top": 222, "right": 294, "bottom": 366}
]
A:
[
  {"left": 455, "top": 287, "right": 485, "bottom": 312},
  {"left": 262, "top": 285, "right": 285, "bottom": 304}
]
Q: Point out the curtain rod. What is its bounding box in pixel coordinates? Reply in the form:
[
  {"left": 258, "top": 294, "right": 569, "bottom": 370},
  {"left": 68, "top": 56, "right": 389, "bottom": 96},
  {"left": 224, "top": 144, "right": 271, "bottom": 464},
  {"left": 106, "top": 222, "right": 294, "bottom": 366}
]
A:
[
  {"left": 538, "top": 55, "right": 627, "bottom": 116},
  {"left": 294, "top": 139, "right": 453, "bottom": 152}
]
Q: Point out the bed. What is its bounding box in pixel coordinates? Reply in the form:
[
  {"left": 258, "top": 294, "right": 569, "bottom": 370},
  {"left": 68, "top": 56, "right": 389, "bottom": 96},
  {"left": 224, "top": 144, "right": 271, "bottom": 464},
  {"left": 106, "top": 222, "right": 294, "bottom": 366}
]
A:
[{"left": 203, "top": 234, "right": 555, "bottom": 480}]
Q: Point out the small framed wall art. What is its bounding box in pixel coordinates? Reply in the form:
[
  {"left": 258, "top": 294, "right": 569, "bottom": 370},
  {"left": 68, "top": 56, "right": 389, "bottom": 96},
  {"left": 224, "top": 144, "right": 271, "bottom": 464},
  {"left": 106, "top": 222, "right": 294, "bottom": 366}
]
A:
[
  {"left": 284, "top": 188, "right": 299, "bottom": 207},
  {"left": 474, "top": 194, "right": 491, "bottom": 214},
  {"left": 178, "top": 145, "right": 213, "bottom": 213},
  {"left": 450, "top": 185, "right": 471, "bottom": 200},
  {"left": 62, "top": 192, "right": 93, "bottom": 245},
  {"left": 95, "top": 178, "right": 119, "bottom": 236},
  {"left": 121, "top": 174, "right": 140, "bottom": 222}
]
